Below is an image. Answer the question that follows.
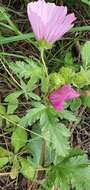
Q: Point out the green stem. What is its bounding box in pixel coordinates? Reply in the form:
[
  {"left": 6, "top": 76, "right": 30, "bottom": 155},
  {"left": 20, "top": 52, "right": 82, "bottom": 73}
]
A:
[{"left": 41, "top": 49, "right": 48, "bottom": 79}]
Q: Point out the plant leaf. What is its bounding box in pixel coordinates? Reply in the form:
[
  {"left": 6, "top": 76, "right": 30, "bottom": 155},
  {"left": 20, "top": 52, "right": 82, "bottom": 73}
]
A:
[
  {"left": 7, "top": 115, "right": 20, "bottom": 123},
  {"left": 81, "top": 0, "right": 90, "bottom": 5},
  {"left": 64, "top": 52, "right": 74, "bottom": 66},
  {"left": 4, "top": 91, "right": 22, "bottom": 102},
  {"left": 40, "top": 108, "right": 70, "bottom": 157},
  {"left": 73, "top": 69, "right": 89, "bottom": 88},
  {"left": 45, "top": 151, "right": 90, "bottom": 190},
  {"left": 10, "top": 157, "right": 20, "bottom": 179},
  {"left": 28, "top": 92, "right": 41, "bottom": 101},
  {"left": 20, "top": 106, "right": 70, "bottom": 157},
  {"left": 26, "top": 137, "right": 43, "bottom": 166},
  {"left": 19, "top": 104, "right": 46, "bottom": 127},
  {"left": 81, "top": 95, "right": 90, "bottom": 108},
  {"left": 81, "top": 41, "right": 90, "bottom": 69},
  {"left": 69, "top": 98, "right": 81, "bottom": 111},
  {"left": 0, "top": 157, "right": 9, "bottom": 168},
  {"left": 11, "top": 127, "right": 27, "bottom": 153},
  {"left": 19, "top": 158, "right": 35, "bottom": 180},
  {"left": 0, "top": 147, "right": 13, "bottom": 158},
  {"left": 0, "top": 104, "right": 6, "bottom": 115},
  {"left": 4, "top": 91, "right": 22, "bottom": 114},
  {"left": 27, "top": 137, "right": 54, "bottom": 166},
  {"left": 6, "top": 59, "right": 42, "bottom": 80},
  {"left": 59, "top": 110, "right": 76, "bottom": 121}
]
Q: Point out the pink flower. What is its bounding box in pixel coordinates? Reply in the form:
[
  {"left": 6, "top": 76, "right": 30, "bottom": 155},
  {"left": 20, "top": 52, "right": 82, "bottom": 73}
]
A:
[
  {"left": 27, "top": 0, "right": 76, "bottom": 43},
  {"left": 48, "top": 85, "right": 80, "bottom": 111}
]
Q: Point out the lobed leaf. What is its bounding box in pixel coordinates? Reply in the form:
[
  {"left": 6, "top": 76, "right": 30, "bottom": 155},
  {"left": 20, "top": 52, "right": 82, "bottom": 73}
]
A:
[
  {"left": 40, "top": 108, "right": 70, "bottom": 157},
  {"left": 45, "top": 151, "right": 90, "bottom": 190},
  {"left": 19, "top": 104, "right": 46, "bottom": 127}
]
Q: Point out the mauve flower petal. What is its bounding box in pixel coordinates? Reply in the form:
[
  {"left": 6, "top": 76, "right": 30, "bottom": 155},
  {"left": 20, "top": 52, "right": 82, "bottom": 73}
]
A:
[
  {"left": 52, "top": 101, "right": 64, "bottom": 112},
  {"left": 47, "top": 6, "right": 67, "bottom": 24},
  {"left": 27, "top": 5, "right": 45, "bottom": 39},
  {"left": 56, "top": 13, "right": 76, "bottom": 36},
  {"left": 45, "top": 6, "right": 67, "bottom": 41},
  {"left": 48, "top": 13, "right": 76, "bottom": 43},
  {"left": 27, "top": 0, "right": 47, "bottom": 25},
  {"left": 63, "top": 85, "right": 80, "bottom": 100},
  {"left": 49, "top": 93, "right": 64, "bottom": 111},
  {"left": 27, "top": 0, "right": 76, "bottom": 43},
  {"left": 48, "top": 85, "right": 80, "bottom": 111}
]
